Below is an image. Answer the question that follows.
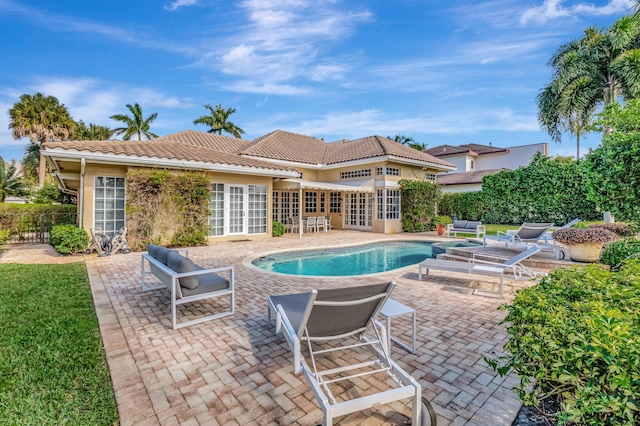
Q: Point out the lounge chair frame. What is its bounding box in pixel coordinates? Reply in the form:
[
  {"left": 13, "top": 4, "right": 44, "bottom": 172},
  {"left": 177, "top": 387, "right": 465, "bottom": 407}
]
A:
[
  {"left": 268, "top": 283, "right": 434, "bottom": 425},
  {"left": 418, "top": 246, "right": 544, "bottom": 298}
]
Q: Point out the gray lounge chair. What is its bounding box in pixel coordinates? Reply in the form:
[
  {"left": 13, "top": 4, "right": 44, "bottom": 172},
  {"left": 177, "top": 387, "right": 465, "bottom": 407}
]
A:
[
  {"left": 418, "top": 245, "right": 544, "bottom": 298},
  {"left": 267, "top": 282, "right": 436, "bottom": 426}
]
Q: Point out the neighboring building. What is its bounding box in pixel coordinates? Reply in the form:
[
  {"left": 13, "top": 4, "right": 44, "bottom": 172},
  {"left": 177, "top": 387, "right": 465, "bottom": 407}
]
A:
[
  {"left": 425, "top": 142, "right": 547, "bottom": 192},
  {"left": 42, "top": 130, "right": 455, "bottom": 240}
]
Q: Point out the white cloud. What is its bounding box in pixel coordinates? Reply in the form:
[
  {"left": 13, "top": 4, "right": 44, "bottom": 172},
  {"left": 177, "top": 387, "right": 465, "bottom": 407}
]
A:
[
  {"left": 520, "top": 0, "right": 633, "bottom": 25},
  {"left": 164, "top": 0, "right": 198, "bottom": 11},
  {"left": 275, "top": 107, "right": 540, "bottom": 141}
]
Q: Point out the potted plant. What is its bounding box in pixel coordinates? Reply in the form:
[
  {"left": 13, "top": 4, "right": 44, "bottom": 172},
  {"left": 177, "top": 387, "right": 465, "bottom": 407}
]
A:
[
  {"left": 434, "top": 215, "right": 452, "bottom": 236},
  {"left": 552, "top": 227, "right": 618, "bottom": 262}
]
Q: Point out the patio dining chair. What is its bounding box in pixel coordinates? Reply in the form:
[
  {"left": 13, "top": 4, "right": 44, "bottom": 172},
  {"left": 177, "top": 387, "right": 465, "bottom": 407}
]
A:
[
  {"left": 306, "top": 216, "right": 317, "bottom": 233},
  {"left": 316, "top": 216, "right": 327, "bottom": 233},
  {"left": 287, "top": 216, "right": 299, "bottom": 233},
  {"left": 267, "top": 282, "right": 436, "bottom": 425}
]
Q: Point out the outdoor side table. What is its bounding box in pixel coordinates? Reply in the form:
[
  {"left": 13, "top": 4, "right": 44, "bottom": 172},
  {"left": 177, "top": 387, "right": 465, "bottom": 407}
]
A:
[{"left": 380, "top": 298, "right": 416, "bottom": 354}]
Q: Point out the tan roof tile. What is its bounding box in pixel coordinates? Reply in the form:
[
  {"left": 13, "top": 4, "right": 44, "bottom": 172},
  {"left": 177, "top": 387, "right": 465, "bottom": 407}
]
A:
[
  {"left": 155, "top": 130, "right": 252, "bottom": 154},
  {"left": 243, "top": 130, "right": 327, "bottom": 164},
  {"left": 325, "top": 136, "right": 454, "bottom": 168},
  {"left": 437, "top": 168, "right": 506, "bottom": 185},
  {"left": 43, "top": 139, "right": 296, "bottom": 172},
  {"left": 426, "top": 143, "right": 508, "bottom": 157}
]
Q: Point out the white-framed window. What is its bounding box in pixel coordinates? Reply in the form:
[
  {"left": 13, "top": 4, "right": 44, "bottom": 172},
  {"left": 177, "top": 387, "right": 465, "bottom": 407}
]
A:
[
  {"left": 330, "top": 192, "right": 341, "bottom": 213},
  {"left": 320, "top": 192, "right": 325, "bottom": 213},
  {"left": 376, "top": 167, "right": 384, "bottom": 175},
  {"left": 425, "top": 173, "right": 436, "bottom": 181},
  {"left": 376, "top": 189, "right": 400, "bottom": 220},
  {"left": 94, "top": 176, "right": 125, "bottom": 236},
  {"left": 305, "top": 191, "right": 317, "bottom": 214},
  {"left": 340, "top": 169, "right": 372, "bottom": 179},
  {"left": 470, "top": 160, "right": 475, "bottom": 170},
  {"left": 386, "top": 167, "right": 400, "bottom": 176}
]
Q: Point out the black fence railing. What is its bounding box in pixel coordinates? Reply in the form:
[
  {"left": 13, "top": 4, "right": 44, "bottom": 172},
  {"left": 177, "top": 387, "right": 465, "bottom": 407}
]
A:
[{"left": 0, "top": 213, "right": 78, "bottom": 244}]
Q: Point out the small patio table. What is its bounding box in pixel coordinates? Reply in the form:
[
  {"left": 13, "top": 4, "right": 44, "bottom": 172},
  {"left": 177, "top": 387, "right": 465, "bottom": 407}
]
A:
[{"left": 379, "top": 298, "right": 416, "bottom": 354}]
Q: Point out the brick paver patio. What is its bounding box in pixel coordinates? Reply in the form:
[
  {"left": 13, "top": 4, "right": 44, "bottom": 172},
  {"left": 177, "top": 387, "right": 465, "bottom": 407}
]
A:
[{"left": 3, "top": 231, "right": 535, "bottom": 425}]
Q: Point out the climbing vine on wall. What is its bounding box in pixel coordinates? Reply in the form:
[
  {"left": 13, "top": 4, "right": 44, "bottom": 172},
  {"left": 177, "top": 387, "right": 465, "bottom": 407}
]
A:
[
  {"left": 399, "top": 179, "right": 440, "bottom": 232},
  {"left": 126, "top": 170, "right": 210, "bottom": 250}
]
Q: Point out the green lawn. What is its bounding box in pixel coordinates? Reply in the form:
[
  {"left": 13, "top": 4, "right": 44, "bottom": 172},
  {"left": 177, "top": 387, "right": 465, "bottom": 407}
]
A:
[{"left": 0, "top": 263, "right": 118, "bottom": 425}]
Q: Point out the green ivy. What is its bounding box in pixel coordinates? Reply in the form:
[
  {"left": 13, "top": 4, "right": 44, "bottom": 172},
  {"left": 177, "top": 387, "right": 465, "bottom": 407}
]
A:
[
  {"left": 399, "top": 179, "right": 439, "bottom": 232},
  {"left": 585, "top": 99, "right": 640, "bottom": 222},
  {"left": 488, "top": 261, "right": 640, "bottom": 425},
  {"left": 481, "top": 154, "right": 600, "bottom": 224},
  {"left": 50, "top": 224, "right": 89, "bottom": 255},
  {"left": 126, "top": 170, "right": 210, "bottom": 250},
  {"left": 438, "top": 191, "right": 490, "bottom": 221}
]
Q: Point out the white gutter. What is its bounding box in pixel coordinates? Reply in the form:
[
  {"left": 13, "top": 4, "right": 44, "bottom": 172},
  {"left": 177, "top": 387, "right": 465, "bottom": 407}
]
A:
[
  {"left": 243, "top": 154, "right": 456, "bottom": 172},
  {"left": 42, "top": 149, "right": 300, "bottom": 178}
]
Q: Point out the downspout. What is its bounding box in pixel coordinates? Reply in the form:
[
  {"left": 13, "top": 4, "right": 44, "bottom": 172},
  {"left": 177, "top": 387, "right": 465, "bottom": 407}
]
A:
[{"left": 79, "top": 158, "right": 86, "bottom": 228}]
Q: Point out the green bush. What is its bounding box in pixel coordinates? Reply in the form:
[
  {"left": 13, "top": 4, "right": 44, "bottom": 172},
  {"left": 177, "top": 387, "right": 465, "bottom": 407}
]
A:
[
  {"left": 488, "top": 261, "right": 640, "bottom": 425},
  {"left": 438, "top": 191, "right": 489, "bottom": 221},
  {"left": 272, "top": 221, "right": 286, "bottom": 237},
  {"left": 400, "top": 179, "right": 439, "bottom": 232},
  {"left": 482, "top": 154, "right": 600, "bottom": 224},
  {"left": 0, "top": 229, "right": 8, "bottom": 251},
  {"left": 600, "top": 238, "right": 640, "bottom": 271},
  {"left": 50, "top": 225, "right": 89, "bottom": 255}
]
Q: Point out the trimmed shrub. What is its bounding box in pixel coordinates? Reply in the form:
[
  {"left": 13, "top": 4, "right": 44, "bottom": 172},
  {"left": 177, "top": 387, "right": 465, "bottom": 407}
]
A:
[
  {"left": 438, "top": 191, "right": 489, "bottom": 221},
  {"left": 0, "top": 229, "right": 8, "bottom": 252},
  {"left": 272, "top": 221, "right": 286, "bottom": 237},
  {"left": 600, "top": 238, "right": 640, "bottom": 271},
  {"left": 50, "top": 225, "right": 89, "bottom": 255},
  {"left": 489, "top": 261, "right": 640, "bottom": 425}
]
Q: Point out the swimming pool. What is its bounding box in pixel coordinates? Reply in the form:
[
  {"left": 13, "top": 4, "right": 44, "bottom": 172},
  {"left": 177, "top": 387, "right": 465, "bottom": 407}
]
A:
[{"left": 252, "top": 241, "right": 434, "bottom": 276}]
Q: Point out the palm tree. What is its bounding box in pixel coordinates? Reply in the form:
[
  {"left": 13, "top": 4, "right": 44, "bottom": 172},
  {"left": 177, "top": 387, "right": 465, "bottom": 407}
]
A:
[
  {"left": 388, "top": 134, "right": 426, "bottom": 151},
  {"left": 73, "top": 120, "right": 114, "bottom": 140},
  {"left": 110, "top": 103, "right": 158, "bottom": 140},
  {"left": 0, "top": 158, "right": 23, "bottom": 202},
  {"left": 193, "top": 104, "right": 245, "bottom": 138},
  {"left": 8, "top": 93, "right": 76, "bottom": 186},
  {"left": 537, "top": 14, "right": 640, "bottom": 159}
]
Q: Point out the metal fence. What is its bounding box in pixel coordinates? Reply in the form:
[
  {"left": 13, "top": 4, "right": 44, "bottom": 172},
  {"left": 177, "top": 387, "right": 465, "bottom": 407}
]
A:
[{"left": 0, "top": 212, "right": 78, "bottom": 244}]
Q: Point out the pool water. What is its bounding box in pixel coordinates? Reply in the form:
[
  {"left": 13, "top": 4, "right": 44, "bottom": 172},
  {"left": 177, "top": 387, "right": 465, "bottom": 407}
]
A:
[{"left": 252, "top": 241, "right": 434, "bottom": 276}]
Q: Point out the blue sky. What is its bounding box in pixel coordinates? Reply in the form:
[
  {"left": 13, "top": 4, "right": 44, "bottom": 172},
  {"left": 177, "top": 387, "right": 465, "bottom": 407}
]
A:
[{"left": 0, "top": 0, "right": 635, "bottom": 162}]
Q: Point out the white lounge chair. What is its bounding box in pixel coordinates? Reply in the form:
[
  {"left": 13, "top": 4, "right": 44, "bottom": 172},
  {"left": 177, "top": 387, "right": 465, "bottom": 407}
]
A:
[
  {"left": 267, "top": 282, "right": 436, "bottom": 426},
  {"left": 418, "top": 246, "right": 544, "bottom": 298}
]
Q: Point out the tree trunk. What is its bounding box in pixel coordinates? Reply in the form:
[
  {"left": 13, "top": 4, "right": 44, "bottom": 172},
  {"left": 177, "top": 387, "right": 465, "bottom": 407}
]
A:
[{"left": 39, "top": 151, "right": 46, "bottom": 187}]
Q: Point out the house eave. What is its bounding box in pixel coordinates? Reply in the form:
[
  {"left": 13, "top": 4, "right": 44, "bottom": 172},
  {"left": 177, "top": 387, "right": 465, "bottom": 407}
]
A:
[{"left": 42, "top": 149, "right": 300, "bottom": 178}]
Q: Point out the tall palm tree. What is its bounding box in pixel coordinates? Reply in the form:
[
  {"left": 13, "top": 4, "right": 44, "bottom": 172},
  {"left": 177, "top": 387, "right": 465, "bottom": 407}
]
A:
[
  {"left": 193, "top": 104, "right": 245, "bottom": 138},
  {"left": 110, "top": 103, "right": 158, "bottom": 140},
  {"left": 0, "top": 158, "right": 23, "bottom": 202},
  {"left": 537, "top": 14, "right": 640, "bottom": 159},
  {"left": 8, "top": 92, "right": 76, "bottom": 186},
  {"left": 73, "top": 120, "right": 114, "bottom": 140}
]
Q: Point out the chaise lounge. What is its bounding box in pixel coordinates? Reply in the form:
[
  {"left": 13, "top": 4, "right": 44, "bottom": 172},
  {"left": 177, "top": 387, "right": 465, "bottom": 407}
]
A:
[
  {"left": 267, "top": 282, "right": 436, "bottom": 425},
  {"left": 418, "top": 246, "right": 543, "bottom": 297}
]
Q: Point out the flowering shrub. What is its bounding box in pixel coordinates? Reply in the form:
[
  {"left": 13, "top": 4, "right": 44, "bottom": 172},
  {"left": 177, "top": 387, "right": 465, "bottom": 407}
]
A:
[{"left": 552, "top": 227, "right": 618, "bottom": 245}]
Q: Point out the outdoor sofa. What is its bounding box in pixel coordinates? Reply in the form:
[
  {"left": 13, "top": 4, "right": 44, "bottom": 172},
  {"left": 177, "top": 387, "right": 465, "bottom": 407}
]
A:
[{"left": 445, "top": 220, "right": 486, "bottom": 238}]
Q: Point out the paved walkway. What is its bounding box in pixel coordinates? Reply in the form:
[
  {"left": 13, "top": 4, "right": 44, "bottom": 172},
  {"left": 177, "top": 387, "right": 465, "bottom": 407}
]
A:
[{"left": 2, "top": 232, "right": 536, "bottom": 425}]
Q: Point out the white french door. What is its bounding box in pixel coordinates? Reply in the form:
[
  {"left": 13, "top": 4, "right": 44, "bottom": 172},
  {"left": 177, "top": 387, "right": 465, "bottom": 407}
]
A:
[
  {"left": 228, "top": 185, "right": 246, "bottom": 235},
  {"left": 344, "top": 193, "right": 372, "bottom": 230}
]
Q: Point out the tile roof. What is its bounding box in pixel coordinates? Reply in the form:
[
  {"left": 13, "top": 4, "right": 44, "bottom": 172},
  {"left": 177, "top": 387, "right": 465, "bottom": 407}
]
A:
[
  {"left": 154, "top": 130, "right": 253, "bottom": 154},
  {"left": 43, "top": 130, "right": 454, "bottom": 172},
  {"left": 325, "top": 135, "right": 453, "bottom": 168},
  {"left": 426, "top": 143, "right": 508, "bottom": 157},
  {"left": 43, "top": 139, "right": 296, "bottom": 172},
  {"left": 243, "top": 130, "right": 327, "bottom": 164},
  {"left": 437, "top": 168, "right": 507, "bottom": 185}
]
